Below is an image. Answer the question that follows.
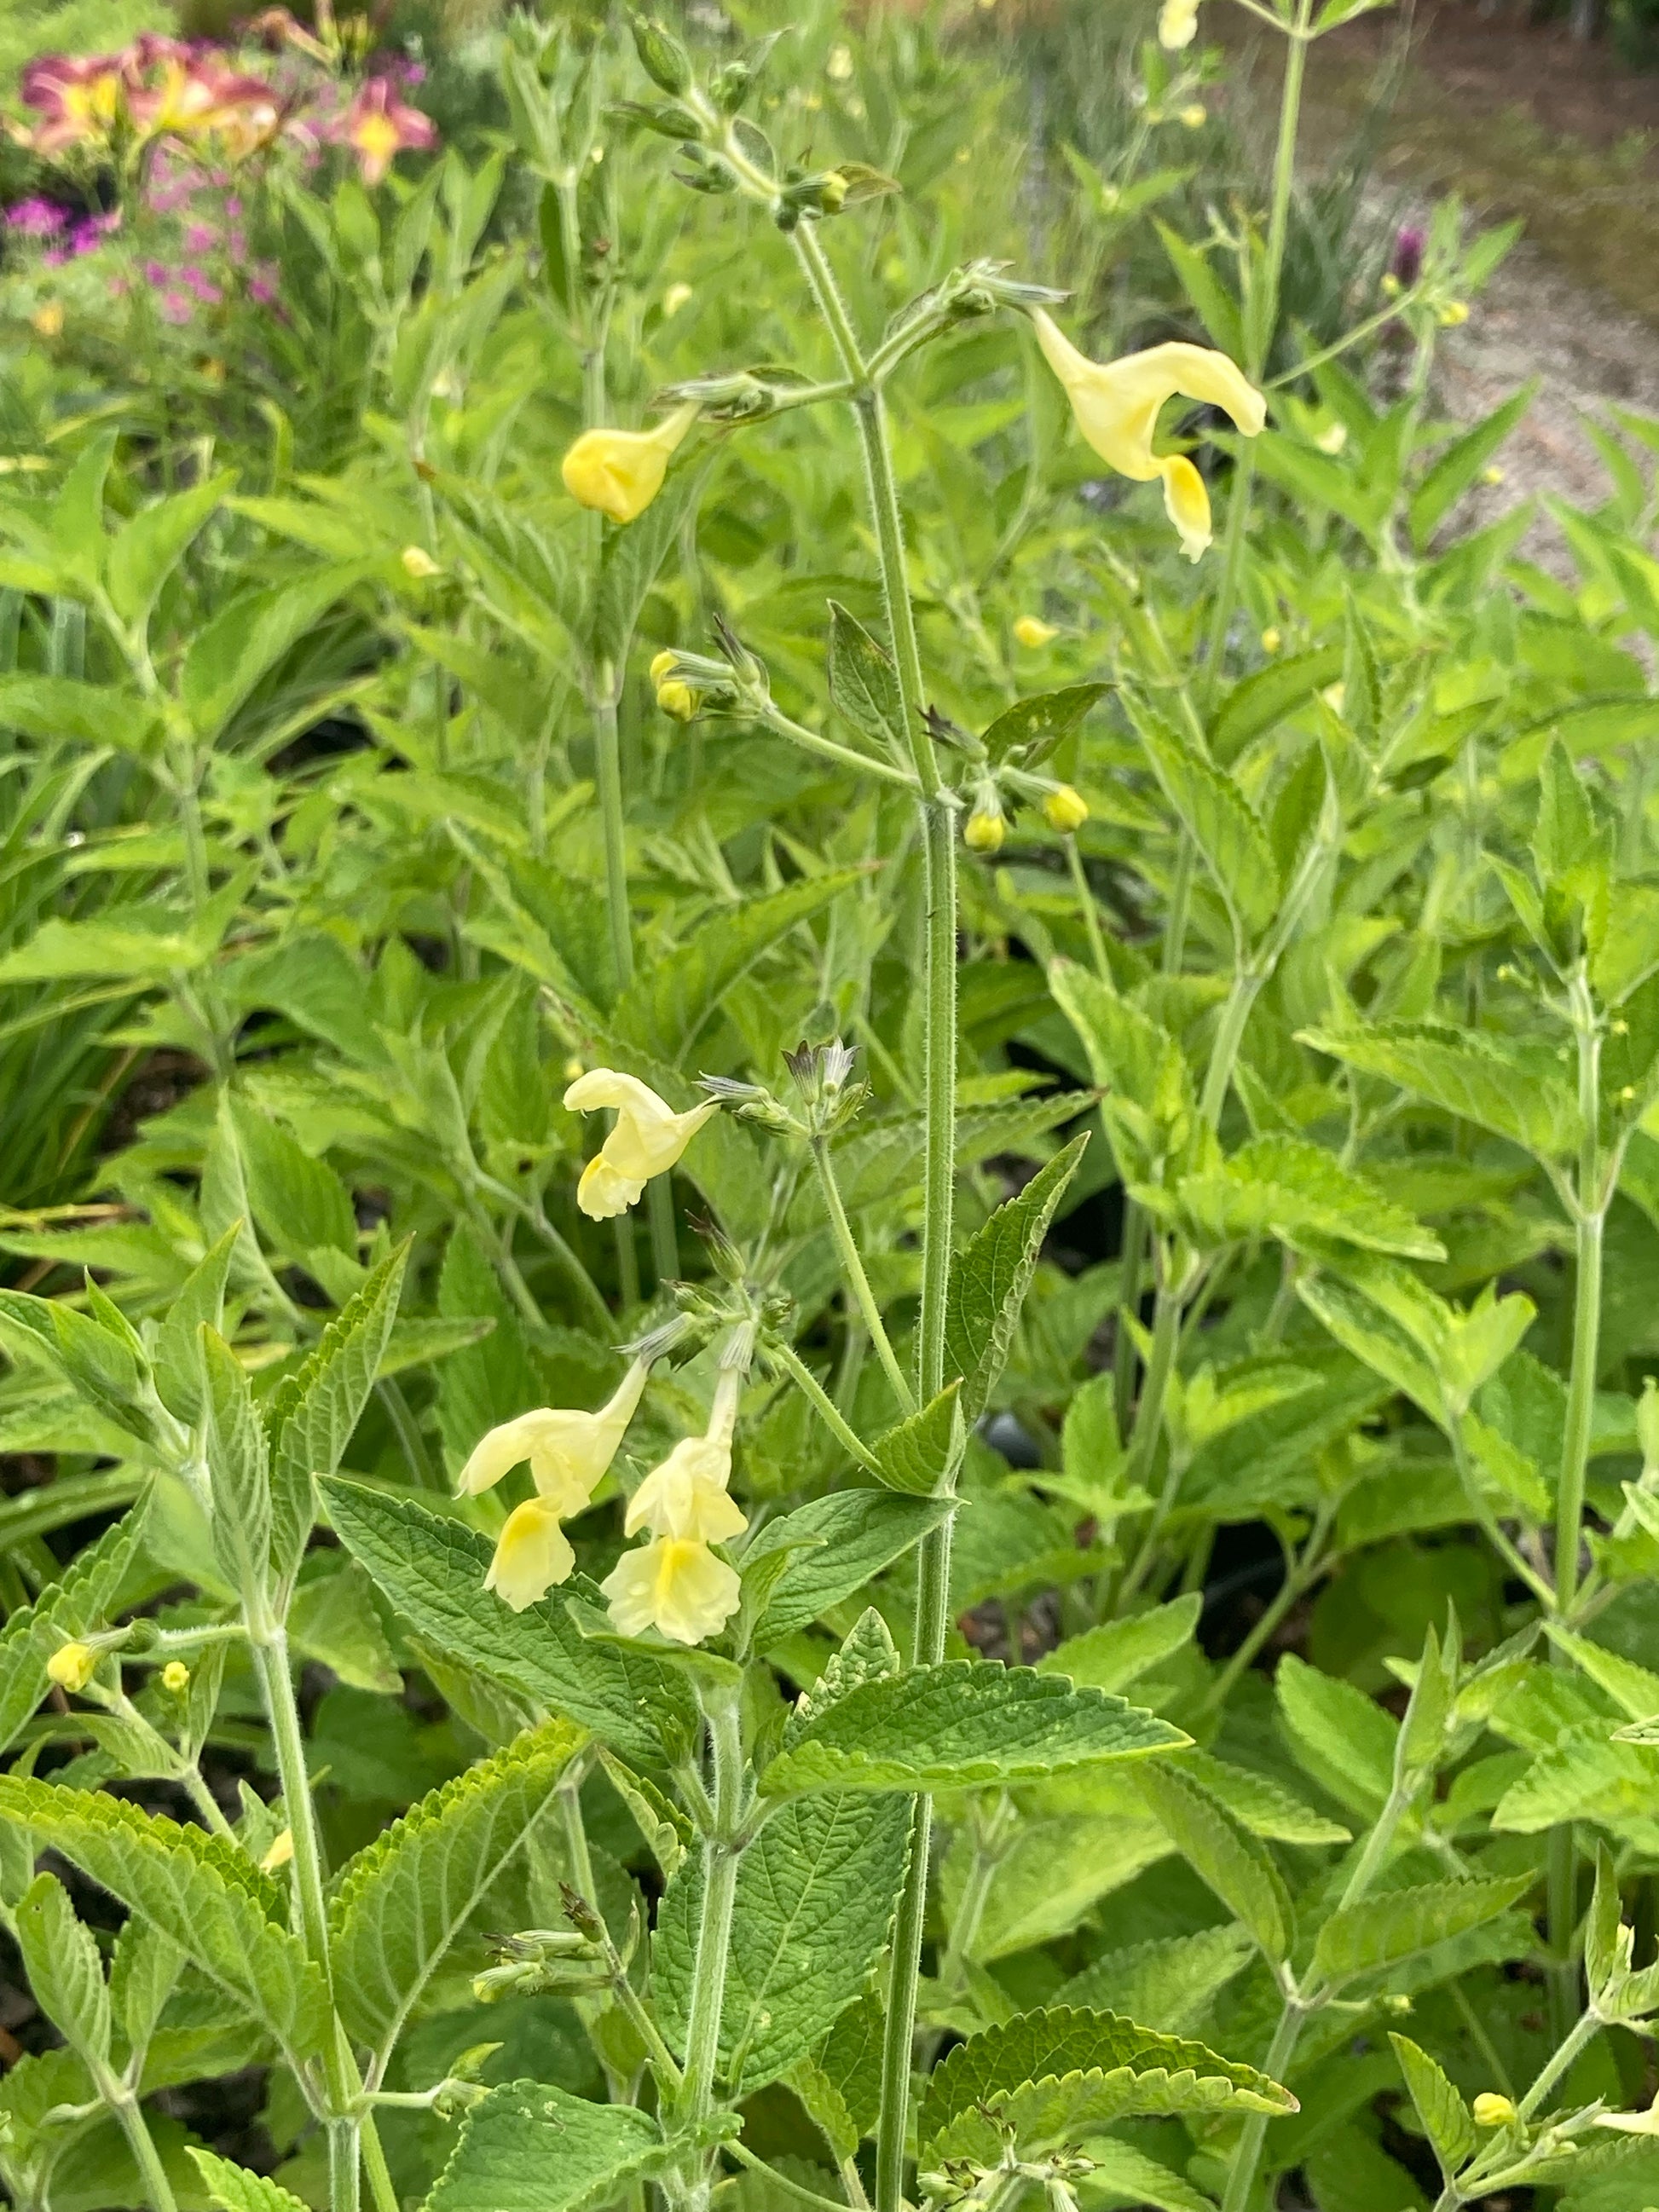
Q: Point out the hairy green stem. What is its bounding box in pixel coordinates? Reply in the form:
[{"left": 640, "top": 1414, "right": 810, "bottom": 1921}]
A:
[
  {"left": 1519, "top": 2004, "right": 1599, "bottom": 2121},
  {"left": 1550, "top": 970, "right": 1604, "bottom": 2039},
  {"left": 810, "top": 1141, "right": 915, "bottom": 1413},
  {"left": 107, "top": 2084, "right": 180, "bottom": 2212},
  {"left": 677, "top": 1687, "right": 745, "bottom": 2212},
  {"left": 770, "top": 1339, "right": 884, "bottom": 1476},
  {"left": 1219, "top": 2001, "right": 1306, "bottom": 2212}
]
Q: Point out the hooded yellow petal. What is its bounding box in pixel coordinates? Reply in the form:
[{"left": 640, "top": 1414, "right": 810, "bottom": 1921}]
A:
[
  {"left": 484, "top": 1499, "right": 576, "bottom": 1611},
  {"left": 601, "top": 1536, "right": 741, "bottom": 1645},
  {"left": 564, "top": 1066, "right": 676, "bottom": 1121},
  {"left": 455, "top": 1408, "right": 549, "bottom": 1495},
  {"left": 626, "top": 1434, "right": 747, "bottom": 1542},
  {"left": 578, "top": 1152, "right": 645, "bottom": 1220},
  {"left": 559, "top": 401, "right": 698, "bottom": 525},
  {"left": 1159, "top": 453, "right": 1214, "bottom": 563},
  {"left": 603, "top": 1099, "right": 720, "bottom": 1181},
  {"left": 526, "top": 1361, "right": 650, "bottom": 1511}
]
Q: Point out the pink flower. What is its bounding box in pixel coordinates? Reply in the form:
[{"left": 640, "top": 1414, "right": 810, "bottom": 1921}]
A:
[
  {"left": 67, "top": 211, "right": 120, "bottom": 257},
  {"left": 4, "top": 197, "right": 70, "bottom": 238},
  {"left": 159, "top": 291, "right": 194, "bottom": 324},
  {"left": 184, "top": 222, "right": 217, "bottom": 252},
  {"left": 329, "top": 75, "right": 437, "bottom": 187},
  {"left": 20, "top": 52, "right": 129, "bottom": 152}
]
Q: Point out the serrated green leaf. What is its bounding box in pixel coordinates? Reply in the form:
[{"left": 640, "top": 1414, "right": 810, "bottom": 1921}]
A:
[
  {"left": 827, "top": 600, "right": 905, "bottom": 756},
  {"left": 920, "top": 2005, "right": 1295, "bottom": 2165},
  {"left": 1313, "top": 1875, "right": 1534, "bottom": 1986},
  {"left": 1171, "top": 1748, "right": 1351, "bottom": 1846},
  {"left": 1054, "top": 1925, "right": 1254, "bottom": 2035},
  {"left": 760, "top": 1660, "right": 1185, "bottom": 1799},
  {"left": 189, "top": 2149, "right": 312, "bottom": 2212},
  {"left": 869, "top": 1383, "right": 964, "bottom": 1497},
  {"left": 1176, "top": 1135, "right": 1445, "bottom": 1261},
  {"left": 322, "top": 1478, "right": 697, "bottom": 1765},
  {"left": 107, "top": 474, "right": 234, "bottom": 630},
  {"left": 1038, "top": 1594, "right": 1201, "bottom": 1697},
  {"left": 1298, "top": 1019, "right": 1581, "bottom": 1158},
  {"left": 201, "top": 1325, "right": 270, "bottom": 1599},
  {"left": 980, "top": 684, "right": 1108, "bottom": 767},
  {"left": 0, "top": 1777, "right": 328, "bottom": 2058},
  {"left": 945, "top": 1133, "right": 1090, "bottom": 1422},
  {"left": 1127, "top": 700, "right": 1280, "bottom": 939},
  {"left": 425, "top": 2081, "right": 669, "bottom": 2212},
  {"left": 0, "top": 1499, "right": 149, "bottom": 1757},
  {"left": 1389, "top": 2033, "right": 1477, "bottom": 2177},
  {"left": 1409, "top": 386, "right": 1535, "bottom": 551},
  {"left": 14, "top": 1874, "right": 110, "bottom": 2066},
  {"left": 1135, "top": 1761, "right": 1294, "bottom": 1965},
  {"left": 1275, "top": 1652, "right": 1398, "bottom": 1818},
  {"left": 745, "top": 1490, "right": 955, "bottom": 1645},
  {"left": 654, "top": 1793, "right": 910, "bottom": 2092},
  {"left": 330, "top": 1719, "right": 581, "bottom": 2058},
  {"left": 266, "top": 1243, "right": 410, "bottom": 1589}
]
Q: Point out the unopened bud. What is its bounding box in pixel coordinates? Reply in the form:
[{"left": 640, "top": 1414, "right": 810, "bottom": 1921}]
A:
[
  {"left": 818, "top": 170, "right": 847, "bottom": 214},
  {"left": 1473, "top": 2093, "right": 1517, "bottom": 2128},
  {"left": 964, "top": 804, "right": 1005, "bottom": 854},
  {"left": 1179, "top": 103, "right": 1207, "bottom": 128},
  {"left": 1438, "top": 299, "right": 1470, "bottom": 326},
  {"left": 47, "top": 1642, "right": 97, "bottom": 1694},
  {"left": 663, "top": 282, "right": 693, "bottom": 316},
  {"left": 1013, "top": 615, "right": 1058, "bottom": 648},
  {"left": 630, "top": 14, "right": 692, "bottom": 97},
  {"left": 401, "top": 545, "right": 440, "bottom": 579},
  {"left": 261, "top": 1828, "right": 295, "bottom": 1872},
  {"left": 1261, "top": 627, "right": 1281, "bottom": 654},
  {"left": 1043, "top": 784, "right": 1089, "bottom": 835},
  {"left": 161, "top": 1660, "right": 191, "bottom": 1693}
]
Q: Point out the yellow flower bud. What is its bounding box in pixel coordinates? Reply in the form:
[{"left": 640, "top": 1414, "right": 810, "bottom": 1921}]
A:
[
  {"left": 1320, "top": 681, "right": 1346, "bottom": 713},
  {"left": 1260, "top": 627, "right": 1281, "bottom": 654},
  {"left": 1013, "top": 615, "right": 1060, "bottom": 649},
  {"left": 1473, "top": 2094, "right": 1517, "bottom": 2128},
  {"left": 560, "top": 399, "right": 699, "bottom": 525},
  {"left": 662, "top": 281, "right": 693, "bottom": 316},
  {"left": 1314, "top": 420, "right": 1348, "bottom": 454},
  {"left": 261, "top": 1828, "right": 295, "bottom": 1873},
  {"left": 400, "top": 545, "right": 440, "bottom": 579},
  {"left": 1380, "top": 273, "right": 1401, "bottom": 298},
  {"left": 656, "top": 679, "right": 697, "bottom": 721},
  {"left": 827, "top": 43, "right": 854, "bottom": 80},
  {"left": 1178, "top": 103, "right": 1207, "bottom": 129},
  {"left": 47, "top": 1641, "right": 96, "bottom": 1693},
  {"left": 818, "top": 170, "right": 847, "bottom": 214},
  {"left": 161, "top": 1660, "right": 191, "bottom": 1693},
  {"left": 1043, "top": 784, "right": 1090, "bottom": 834},
  {"left": 963, "top": 806, "right": 1006, "bottom": 855},
  {"left": 1438, "top": 300, "right": 1470, "bottom": 327},
  {"left": 564, "top": 1056, "right": 585, "bottom": 1082},
  {"left": 1482, "top": 465, "right": 1505, "bottom": 485},
  {"left": 31, "top": 302, "right": 64, "bottom": 340}
]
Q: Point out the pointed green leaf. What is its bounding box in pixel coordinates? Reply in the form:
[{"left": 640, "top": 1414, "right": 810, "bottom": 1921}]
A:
[
  {"left": 869, "top": 1383, "right": 964, "bottom": 1497},
  {"left": 1313, "top": 1875, "right": 1534, "bottom": 1986},
  {"left": 425, "top": 2081, "right": 671, "bottom": 2212},
  {"left": 1389, "top": 2033, "right": 1477, "bottom": 2178},
  {"left": 744, "top": 1490, "right": 955, "bottom": 1646},
  {"left": 945, "top": 1132, "right": 1090, "bottom": 1422},
  {"left": 1135, "top": 1760, "right": 1294, "bottom": 1965}
]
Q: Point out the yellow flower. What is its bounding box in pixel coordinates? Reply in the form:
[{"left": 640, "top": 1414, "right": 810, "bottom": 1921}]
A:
[
  {"left": 1178, "top": 103, "right": 1208, "bottom": 129},
  {"left": 261, "top": 1828, "right": 295, "bottom": 1873},
  {"left": 1043, "top": 784, "right": 1089, "bottom": 834},
  {"left": 161, "top": 1660, "right": 190, "bottom": 1692},
  {"left": 1472, "top": 2094, "right": 1517, "bottom": 2128},
  {"left": 827, "top": 42, "right": 854, "bottom": 79},
  {"left": 663, "top": 281, "right": 693, "bottom": 316},
  {"left": 1030, "top": 311, "right": 1265, "bottom": 562},
  {"left": 459, "top": 1364, "right": 648, "bottom": 1512},
  {"left": 560, "top": 400, "right": 699, "bottom": 524},
  {"left": 1260, "top": 627, "right": 1281, "bottom": 654},
  {"left": 1437, "top": 300, "right": 1469, "bottom": 327},
  {"left": 564, "top": 1069, "right": 719, "bottom": 1221},
  {"left": 401, "top": 544, "right": 440, "bottom": 579},
  {"left": 601, "top": 1536, "right": 742, "bottom": 1645},
  {"left": 1159, "top": 0, "right": 1199, "bottom": 46},
  {"left": 656, "top": 679, "right": 697, "bottom": 721},
  {"left": 47, "top": 1641, "right": 96, "bottom": 1693},
  {"left": 1013, "top": 615, "right": 1059, "bottom": 649},
  {"left": 31, "top": 303, "right": 63, "bottom": 340},
  {"left": 626, "top": 1371, "right": 748, "bottom": 1545},
  {"left": 963, "top": 805, "right": 1006, "bottom": 854},
  {"left": 1482, "top": 465, "right": 1505, "bottom": 485},
  {"left": 484, "top": 1499, "right": 576, "bottom": 1612},
  {"left": 1314, "top": 421, "right": 1348, "bottom": 454}
]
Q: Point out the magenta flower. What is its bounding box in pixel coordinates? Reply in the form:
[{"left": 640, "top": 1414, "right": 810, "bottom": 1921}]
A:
[
  {"left": 1390, "top": 225, "right": 1426, "bottom": 291},
  {"left": 4, "top": 198, "right": 70, "bottom": 238}
]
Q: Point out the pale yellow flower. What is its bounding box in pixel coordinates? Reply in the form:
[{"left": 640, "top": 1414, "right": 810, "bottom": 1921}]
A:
[
  {"left": 564, "top": 1070, "right": 719, "bottom": 1221},
  {"left": 31, "top": 303, "right": 63, "bottom": 340},
  {"left": 458, "top": 1364, "right": 648, "bottom": 1512},
  {"left": 1013, "top": 615, "right": 1059, "bottom": 649},
  {"left": 484, "top": 1499, "right": 577, "bottom": 1612},
  {"left": 261, "top": 1828, "right": 295, "bottom": 1873},
  {"left": 560, "top": 400, "right": 699, "bottom": 524},
  {"left": 601, "top": 1535, "right": 741, "bottom": 1644},
  {"left": 400, "top": 544, "right": 440, "bottom": 578},
  {"left": 1030, "top": 311, "right": 1266, "bottom": 562},
  {"left": 1043, "top": 784, "right": 1089, "bottom": 834},
  {"left": 1159, "top": 0, "right": 1199, "bottom": 47},
  {"left": 625, "top": 1371, "right": 748, "bottom": 1545},
  {"left": 161, "top": 1660, "right": 190, "bottom": 1692},
  {"left": 1473, "top": 2094, "right": 1517, "bottom": 2128},
  {"left": 662, "top": 282, "right": 693, "bottom": 316},
  {"left": 47, "top": 1641, "right": 96, "bottom": 1692},
  {"left": 1314, "top": 420, "right": 1348, "bottom": 455},
  {"left": 1178, "top": 103, "right": 1207, "bottom": 129}
]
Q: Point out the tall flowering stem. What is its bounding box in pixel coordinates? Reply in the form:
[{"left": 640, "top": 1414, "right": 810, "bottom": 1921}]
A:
[{"left": 789, "top": 221, "right": 959, "bottom": 2212}]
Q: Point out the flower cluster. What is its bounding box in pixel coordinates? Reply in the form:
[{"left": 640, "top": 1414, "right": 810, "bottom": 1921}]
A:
[
  {"left": 3, "top": 197, "right": 119, "bottom": 268},
  {"left": 14, "top": 33, "right": 436, "bottom": 188},
  {"left": 600, "top": 1367, "right": 747, "bottom": 1644}
]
